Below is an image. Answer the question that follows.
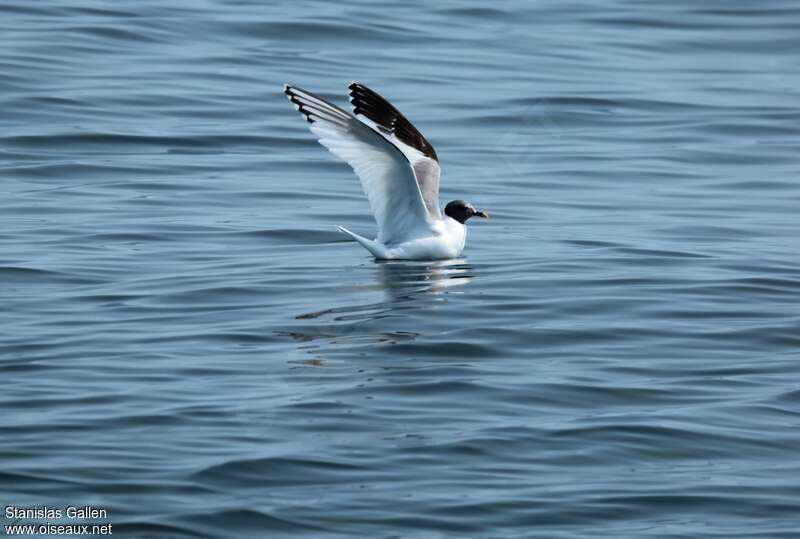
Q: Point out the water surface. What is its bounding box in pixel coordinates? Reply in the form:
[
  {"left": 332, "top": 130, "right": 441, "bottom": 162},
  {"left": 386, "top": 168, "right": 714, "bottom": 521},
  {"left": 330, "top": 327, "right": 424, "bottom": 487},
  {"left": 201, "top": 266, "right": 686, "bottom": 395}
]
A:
[{"left": 2, "top": 1, "right": 800, "bottom": 537}]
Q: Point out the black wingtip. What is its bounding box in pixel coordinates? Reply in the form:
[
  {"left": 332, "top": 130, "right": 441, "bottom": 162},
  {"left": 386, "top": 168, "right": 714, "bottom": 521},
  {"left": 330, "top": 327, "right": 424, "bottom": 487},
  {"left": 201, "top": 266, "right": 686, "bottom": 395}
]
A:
[
  {"left": 283, "top": 83, "right": 297, "bottom": 100},
  {"left": 348, "top": 81, "right": 372, "bottom": 102},
  {"left": 348, "top": 82, "right": 438, "bottom": 161},
  {"left": 283, "top": 84, "right": 316, "bottom": 124}
]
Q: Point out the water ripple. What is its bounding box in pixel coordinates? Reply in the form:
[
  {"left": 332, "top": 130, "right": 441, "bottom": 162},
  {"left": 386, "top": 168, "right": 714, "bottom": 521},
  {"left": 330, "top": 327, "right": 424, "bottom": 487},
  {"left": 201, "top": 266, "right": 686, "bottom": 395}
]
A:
[{"left": 3, "top": 0, "right": 800, "bottom": 537}]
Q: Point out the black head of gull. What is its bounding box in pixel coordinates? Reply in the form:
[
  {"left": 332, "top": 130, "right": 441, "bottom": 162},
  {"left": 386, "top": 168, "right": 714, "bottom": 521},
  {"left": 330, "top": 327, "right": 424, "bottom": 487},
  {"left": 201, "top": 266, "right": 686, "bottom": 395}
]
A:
[{"left": 444, "top": 200, "right": 489, "bottom": 224}]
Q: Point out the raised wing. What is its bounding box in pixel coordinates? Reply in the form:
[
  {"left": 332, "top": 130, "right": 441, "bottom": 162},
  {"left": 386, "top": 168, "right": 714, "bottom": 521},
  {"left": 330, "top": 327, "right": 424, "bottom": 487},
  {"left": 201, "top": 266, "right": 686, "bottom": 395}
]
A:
[
  {"left": 348, "top": 82, "right": 442, "bottom": 220},
  {"left": 284, "top": 84, "right": 433, "bottom": 245}
]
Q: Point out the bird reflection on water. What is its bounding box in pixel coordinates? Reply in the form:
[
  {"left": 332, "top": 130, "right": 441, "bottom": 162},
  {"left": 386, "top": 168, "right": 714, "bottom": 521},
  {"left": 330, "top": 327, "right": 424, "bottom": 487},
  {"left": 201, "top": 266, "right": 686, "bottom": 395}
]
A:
[
  {"left": 283, "top": 259, "right": 474, "bottom": 352},
  {"left": 374, "top": 258, "right": 473, "bottom": 303}
]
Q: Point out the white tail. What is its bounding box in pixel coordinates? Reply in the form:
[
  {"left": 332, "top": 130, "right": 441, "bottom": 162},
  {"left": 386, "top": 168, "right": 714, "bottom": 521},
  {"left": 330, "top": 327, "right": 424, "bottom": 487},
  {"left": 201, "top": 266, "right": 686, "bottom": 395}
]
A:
[{"left": 336, "top": 226, "right": 387, "bottom": 258}]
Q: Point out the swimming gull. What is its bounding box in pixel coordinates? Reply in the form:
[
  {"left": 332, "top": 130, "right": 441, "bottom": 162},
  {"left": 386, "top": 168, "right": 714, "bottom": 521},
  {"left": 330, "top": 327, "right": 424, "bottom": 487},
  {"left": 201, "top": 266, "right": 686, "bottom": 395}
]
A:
[{"left": 284, "top": 82, "right": 488, "bottom": 260}]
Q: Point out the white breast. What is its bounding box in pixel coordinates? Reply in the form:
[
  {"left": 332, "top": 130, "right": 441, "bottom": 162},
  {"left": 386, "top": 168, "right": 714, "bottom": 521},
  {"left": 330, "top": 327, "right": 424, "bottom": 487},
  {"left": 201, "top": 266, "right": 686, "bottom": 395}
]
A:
[{"left": 384, "top": 217, "right": 466, "bottom": 260}]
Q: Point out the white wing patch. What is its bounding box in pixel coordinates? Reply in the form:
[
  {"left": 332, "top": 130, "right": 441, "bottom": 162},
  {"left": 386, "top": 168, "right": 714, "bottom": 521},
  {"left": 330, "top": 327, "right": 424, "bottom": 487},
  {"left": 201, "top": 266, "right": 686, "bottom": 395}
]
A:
[{"left": 284, "top": 85, "right": 434, "bottom": 245}]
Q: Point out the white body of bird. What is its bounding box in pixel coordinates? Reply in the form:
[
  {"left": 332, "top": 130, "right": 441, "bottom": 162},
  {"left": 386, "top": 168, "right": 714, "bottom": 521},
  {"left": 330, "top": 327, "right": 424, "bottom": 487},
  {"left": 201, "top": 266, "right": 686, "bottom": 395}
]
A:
[
  {"left": 337, "top": 217, "right": 466, "bottom": 260},
  {"left": 284, "top": 82, "right": 487, "bottom": 260}
]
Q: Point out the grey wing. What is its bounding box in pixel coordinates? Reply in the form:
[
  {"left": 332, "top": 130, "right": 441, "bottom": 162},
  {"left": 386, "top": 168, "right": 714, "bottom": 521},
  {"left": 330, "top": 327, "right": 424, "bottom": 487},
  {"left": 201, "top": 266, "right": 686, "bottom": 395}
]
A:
[
  {"left": 412, "top": 157, "right": 441, "bottom": 220},
  {"left": 284, "top": 84, "right": 435, "bottom": 244},
  {"left": 349, "top": 82, "right": 443, "bottom": 221}
]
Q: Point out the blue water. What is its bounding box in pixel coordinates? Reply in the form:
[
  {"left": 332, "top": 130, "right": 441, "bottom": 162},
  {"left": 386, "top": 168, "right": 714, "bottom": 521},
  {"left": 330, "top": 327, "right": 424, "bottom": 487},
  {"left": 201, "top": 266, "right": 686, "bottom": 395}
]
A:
[{"left": 3, "top": 1, "right": 800, "bottom": 537}]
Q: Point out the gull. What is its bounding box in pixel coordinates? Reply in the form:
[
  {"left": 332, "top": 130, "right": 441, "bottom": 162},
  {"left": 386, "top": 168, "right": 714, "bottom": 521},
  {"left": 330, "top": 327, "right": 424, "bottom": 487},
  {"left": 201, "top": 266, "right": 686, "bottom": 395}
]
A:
[{"left": 283, "top": 82, "right": 488, "bottom": 260}]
